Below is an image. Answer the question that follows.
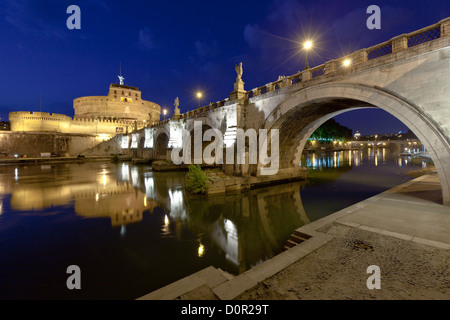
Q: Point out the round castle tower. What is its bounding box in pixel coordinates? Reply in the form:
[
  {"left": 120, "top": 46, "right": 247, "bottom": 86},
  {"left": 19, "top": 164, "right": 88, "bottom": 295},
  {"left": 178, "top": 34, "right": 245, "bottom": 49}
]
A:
[{"left": 73, "top": 83, "right": 161, "bottom": 123}]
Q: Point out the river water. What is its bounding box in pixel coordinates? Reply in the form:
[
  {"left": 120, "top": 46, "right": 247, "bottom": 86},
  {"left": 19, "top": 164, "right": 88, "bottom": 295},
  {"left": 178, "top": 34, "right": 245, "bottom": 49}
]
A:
[{"left": 0, "top": 148, "right": 428, "bottom": 299}]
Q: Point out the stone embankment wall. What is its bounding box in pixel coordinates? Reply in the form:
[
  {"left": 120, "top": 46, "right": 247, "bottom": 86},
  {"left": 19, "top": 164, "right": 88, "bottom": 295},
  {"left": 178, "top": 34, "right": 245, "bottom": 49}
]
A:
[{"left": 0, "top": 132, "right": 108, "bottom": 157}]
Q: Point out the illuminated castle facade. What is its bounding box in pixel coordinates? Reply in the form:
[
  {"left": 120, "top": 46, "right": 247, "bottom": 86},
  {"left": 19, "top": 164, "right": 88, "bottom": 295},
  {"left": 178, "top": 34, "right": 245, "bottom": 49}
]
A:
[{"left": 9, "top": 82, "right": 161, "bottom": 137}]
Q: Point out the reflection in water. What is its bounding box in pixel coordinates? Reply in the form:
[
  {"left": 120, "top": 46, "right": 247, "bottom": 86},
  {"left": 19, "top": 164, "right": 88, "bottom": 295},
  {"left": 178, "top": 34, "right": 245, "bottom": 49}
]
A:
[
  {"left": 302, "top": 148, "right": 425, "bottom": 171},
  {"left": 198, "top": 242, "right": 205, "bottom": 257},
  {"left": 0, "top": 148, "right": 426, "bottom": 299}
]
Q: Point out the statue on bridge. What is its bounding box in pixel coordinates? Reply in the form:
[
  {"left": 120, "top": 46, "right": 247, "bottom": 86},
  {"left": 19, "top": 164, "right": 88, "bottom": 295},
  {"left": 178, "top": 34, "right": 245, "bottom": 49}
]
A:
[
  {"left": 231, "top": 62, "right": 245, "bottom": 101},
  {"left": 235, "top": 62, "right": 243, "bottom": 82},
  {"left": 174, "top": 97, "right": 180, "bottom": 116}
]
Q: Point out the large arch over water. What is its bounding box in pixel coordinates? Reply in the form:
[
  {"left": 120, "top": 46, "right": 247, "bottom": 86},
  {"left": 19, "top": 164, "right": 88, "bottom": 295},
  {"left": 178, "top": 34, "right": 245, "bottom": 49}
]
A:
[{"left": 258, "top": 82, "right": 450, "bottom": 205}]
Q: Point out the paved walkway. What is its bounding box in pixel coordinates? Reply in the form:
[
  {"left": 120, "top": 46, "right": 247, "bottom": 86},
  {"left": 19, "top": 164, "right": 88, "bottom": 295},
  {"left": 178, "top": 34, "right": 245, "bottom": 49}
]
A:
[{"left": 138, "top": 174, "right": 450, "bottom": 300}]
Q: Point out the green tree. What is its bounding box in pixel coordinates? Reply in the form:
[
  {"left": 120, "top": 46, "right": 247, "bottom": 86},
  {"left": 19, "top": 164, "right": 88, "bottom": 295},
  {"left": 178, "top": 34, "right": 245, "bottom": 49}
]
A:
[{"left": 310, "top": 119, "right": 352, "bottom": 141}]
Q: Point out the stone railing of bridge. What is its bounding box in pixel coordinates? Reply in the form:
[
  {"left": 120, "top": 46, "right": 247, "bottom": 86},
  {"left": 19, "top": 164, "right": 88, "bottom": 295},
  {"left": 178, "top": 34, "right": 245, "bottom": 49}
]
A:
[
  {"left": 150, "top": 98, "right": 230, "bottom": 128},
  {"left": 247, "top": 17, "right": 450, "bottom": 99},
  {"left": 149, "top": 17, "right": 450, "bottom": 128}
]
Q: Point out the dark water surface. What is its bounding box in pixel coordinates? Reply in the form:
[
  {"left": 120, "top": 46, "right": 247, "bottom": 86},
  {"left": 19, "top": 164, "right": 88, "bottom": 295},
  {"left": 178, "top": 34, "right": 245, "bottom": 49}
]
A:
[{"left": 0, "top": 148, "right": 426, "bottom": 299}]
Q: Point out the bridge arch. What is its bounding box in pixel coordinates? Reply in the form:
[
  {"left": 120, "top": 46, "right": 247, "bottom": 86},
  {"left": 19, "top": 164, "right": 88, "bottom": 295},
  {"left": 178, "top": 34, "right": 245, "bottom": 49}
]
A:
[
  {"left": 154, "top": 128, "right": 170, "bottom": 159},
  {"left": 258, "top": 82, "right": 450, "bottom": 205}
]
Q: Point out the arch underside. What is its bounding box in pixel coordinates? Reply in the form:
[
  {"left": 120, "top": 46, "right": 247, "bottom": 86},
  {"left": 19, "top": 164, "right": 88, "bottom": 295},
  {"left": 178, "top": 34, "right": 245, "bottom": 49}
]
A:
[
  {"left": 155, "top": 132, "right": 169, "bottom": 157},
  {"left": 258, "top": 82, "right": 450, "bottom": 205}
]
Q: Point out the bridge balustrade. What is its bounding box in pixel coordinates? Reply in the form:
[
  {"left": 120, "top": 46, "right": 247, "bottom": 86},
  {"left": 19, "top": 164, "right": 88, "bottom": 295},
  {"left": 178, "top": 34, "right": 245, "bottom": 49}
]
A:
[
  {"left": 311, "top": 65, "right": 326, "bottom": 78},
  {"left": 408, "top": 26, "right": 441, "bottom": 47}
]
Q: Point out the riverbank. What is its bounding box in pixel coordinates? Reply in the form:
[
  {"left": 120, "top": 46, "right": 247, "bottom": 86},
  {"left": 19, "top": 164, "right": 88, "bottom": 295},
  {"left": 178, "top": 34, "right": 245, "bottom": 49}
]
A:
[
  {"left": 0, "top": 155, "right": 129, "bottom": 165},
  {"left": 138, "top": 173, "right": 450, "bottom": 300}
]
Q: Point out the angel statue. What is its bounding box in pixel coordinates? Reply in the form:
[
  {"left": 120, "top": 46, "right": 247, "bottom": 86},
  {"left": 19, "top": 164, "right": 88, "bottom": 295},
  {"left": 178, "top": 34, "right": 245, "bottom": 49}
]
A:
[
  {"left": 235, "top": 62, "right": 243, "bottom": 82},
  {"left": 118, "top": 75, "right": 125, "bottom": 85},
  {"left": 174, "top": 97, "right": 180, "bottom": 114}
]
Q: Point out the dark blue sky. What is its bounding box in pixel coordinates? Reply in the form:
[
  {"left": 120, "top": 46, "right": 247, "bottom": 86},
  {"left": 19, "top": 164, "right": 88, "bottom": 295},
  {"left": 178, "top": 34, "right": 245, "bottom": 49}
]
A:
[{"left": 0, "top": 0, "right": 448, "bottom": 135}]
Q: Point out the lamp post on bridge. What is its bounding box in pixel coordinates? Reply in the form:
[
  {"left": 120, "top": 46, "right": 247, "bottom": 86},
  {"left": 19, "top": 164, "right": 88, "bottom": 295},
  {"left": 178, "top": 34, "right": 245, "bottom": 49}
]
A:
[
  {"left": 197, "top": 92, "right": 202, "bottom": 108},
  {"left": 303, "top": 40, "right": 312, "bottom": 70}
]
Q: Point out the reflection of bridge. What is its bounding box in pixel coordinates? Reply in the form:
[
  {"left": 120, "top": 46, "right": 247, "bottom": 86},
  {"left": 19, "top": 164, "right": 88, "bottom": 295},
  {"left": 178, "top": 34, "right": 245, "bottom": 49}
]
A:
[{"left": 89, "top": 18, "right": 450, "bottom": 204}]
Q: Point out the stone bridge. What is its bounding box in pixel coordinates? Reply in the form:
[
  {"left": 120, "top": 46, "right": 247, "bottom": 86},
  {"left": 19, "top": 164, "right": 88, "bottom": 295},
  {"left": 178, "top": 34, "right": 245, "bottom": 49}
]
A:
[{"left": 90, "top": 18, "right": 450, "bottom": 205}]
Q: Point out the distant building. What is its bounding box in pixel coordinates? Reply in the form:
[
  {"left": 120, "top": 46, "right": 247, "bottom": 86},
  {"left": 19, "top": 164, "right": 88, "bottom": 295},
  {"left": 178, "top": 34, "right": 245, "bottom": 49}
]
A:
[
  {"left": 0, "top": 121, "right": 10, "bottom": 131},
  {"left": 8, "top": 81, "right": 161, "bottom": 137},
  {"left": 354, "top": 131, "right": 361, "bottom": 139}
]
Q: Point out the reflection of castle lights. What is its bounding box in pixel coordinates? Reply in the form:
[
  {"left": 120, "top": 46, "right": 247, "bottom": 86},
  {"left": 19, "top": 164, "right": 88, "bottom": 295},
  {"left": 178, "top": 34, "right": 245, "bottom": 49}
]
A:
[
  {"left": 164, "top": 215, "right": 169, "bottom": 226},
  {"left": 198, "top": 243, "right": 205, "bottom": 257},
  {"left": 398, "top": 157, "right": 402, "bottom": 167},
  {"left": 95, "top": 193, "right": 99, "bottom": 202},
  {"left": 120, "top": 225, "right": 126, "bottom": 238},
  {"left": 0, "top": 200, "right": 2, "bottom": 215},
  {"left": 144, "top": 196, "right": 147, "bottom": 207},
  {"left": 14, "top": 168, "right": 19, "bottom": 181}
]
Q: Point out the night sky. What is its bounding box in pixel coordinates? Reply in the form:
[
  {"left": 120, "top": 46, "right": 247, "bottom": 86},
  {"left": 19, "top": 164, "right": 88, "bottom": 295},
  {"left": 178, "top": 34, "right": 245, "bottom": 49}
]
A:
[{"left": 0, "top": 0, "right": 448, "bottom": 135}]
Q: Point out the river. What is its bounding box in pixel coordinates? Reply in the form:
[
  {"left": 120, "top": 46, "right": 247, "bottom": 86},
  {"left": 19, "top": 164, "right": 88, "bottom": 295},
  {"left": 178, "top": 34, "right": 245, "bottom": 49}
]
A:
[{"left": 0, "top": 148, "right": 429, "bottom": 299}]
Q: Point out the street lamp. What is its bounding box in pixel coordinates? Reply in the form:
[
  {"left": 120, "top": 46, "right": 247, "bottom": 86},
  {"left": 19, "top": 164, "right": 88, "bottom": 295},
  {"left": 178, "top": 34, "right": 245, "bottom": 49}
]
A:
[
  {"left": 196, "top": 92, "right": 202, "bottom": 108},
  {"left": 163, "top": 109, "right": 167, "bottom": 120},
  {"left": 343, "top": 58, "right": 351, "bottom": 68},
  {"left": 303, "top": 40, "right": 312, "bottom": 70}
]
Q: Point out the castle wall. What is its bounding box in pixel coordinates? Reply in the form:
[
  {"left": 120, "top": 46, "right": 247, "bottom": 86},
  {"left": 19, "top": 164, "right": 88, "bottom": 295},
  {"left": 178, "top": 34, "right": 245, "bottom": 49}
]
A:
[{"left": 9, "top": 111, "right": 147, "bottom": 135}]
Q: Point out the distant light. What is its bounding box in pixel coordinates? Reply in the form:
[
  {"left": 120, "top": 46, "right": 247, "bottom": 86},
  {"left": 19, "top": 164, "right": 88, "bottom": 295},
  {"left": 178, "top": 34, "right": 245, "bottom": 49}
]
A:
[
  {"left": 144, "top": 196, "right": 147, "bottom": 207},
  {"left": 163, "top": 109, "right": 167, "bottom": 115},
  {"left": 197, "top": 92, "right": 202, "bottom": 98},
  {"left": 14, "top": 154, "right": 18, "bottom": 158}
]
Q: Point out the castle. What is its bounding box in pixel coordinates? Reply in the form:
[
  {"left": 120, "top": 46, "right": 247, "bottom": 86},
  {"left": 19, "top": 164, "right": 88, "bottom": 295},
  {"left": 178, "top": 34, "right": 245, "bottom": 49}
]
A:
[{"left": 9, "top": 81, "right": 161, "bottom": 138}]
